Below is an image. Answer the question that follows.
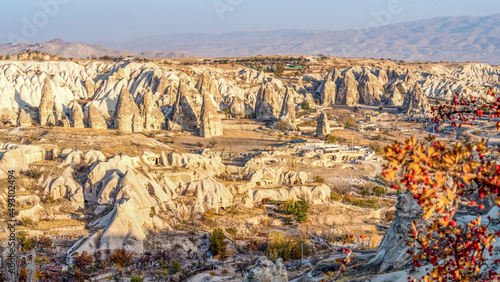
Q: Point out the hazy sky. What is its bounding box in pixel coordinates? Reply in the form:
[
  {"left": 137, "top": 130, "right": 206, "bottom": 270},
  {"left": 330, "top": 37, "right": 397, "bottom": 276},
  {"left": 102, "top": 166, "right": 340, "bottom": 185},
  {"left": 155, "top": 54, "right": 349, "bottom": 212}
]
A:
[{"left": 1, "top": 0, "right": 500, "bottom": 44}]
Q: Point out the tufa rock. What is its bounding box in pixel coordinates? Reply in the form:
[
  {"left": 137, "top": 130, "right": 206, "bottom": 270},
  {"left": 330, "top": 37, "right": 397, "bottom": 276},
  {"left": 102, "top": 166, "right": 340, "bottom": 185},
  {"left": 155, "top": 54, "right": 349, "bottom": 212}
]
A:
[
  {"left": 369, "top": 192, "right": 424, "bottom": 272},
  {"left": 84, "top": 77, "right": 95, "bottom": 96},
  {"left": 141, "top": 89, "right": 165, "bottom": 131},
  {"left": 316, "top": 111, "right": 330, "bottom": 138},
  {"left": 384, "top": 84, "right": 404, "bottom": 106},
  {"left": 199, "top": 89, "right": 223, "bottom": 138},
  {"left": 337, "top": 70, "right": 359, "bottom": 106},
  {"left": 403, "top": 83, "right": 431, "bottom": 115},
  {"left": 115, "top": 86, "right": 141, "bottom": 132},
  {"left": 358, "top": 71, "right": 384, "bottom": 105},
  {"left": 321, "top": 80, "right": 336, "bottom": 107},
  {"left": 71, "top": 103, "right": 85, "bottom": 128},
  {"left": 17, "top": 109, "right": 33, "bottom": 127},
  {"left": 88, "top": 103, "right": 107, "bottom": 130},
  {"left": 171, "top": 80, "right": 199, "bottom": 131},
  {"left": 39, "top": 78, "right": 55, "bottom": 126},
  {"left": 229, "top": 94, "right": 245, "bottom": 118},
  {"left": 196, "top": 72, "right": 222, "bottom": 106}
]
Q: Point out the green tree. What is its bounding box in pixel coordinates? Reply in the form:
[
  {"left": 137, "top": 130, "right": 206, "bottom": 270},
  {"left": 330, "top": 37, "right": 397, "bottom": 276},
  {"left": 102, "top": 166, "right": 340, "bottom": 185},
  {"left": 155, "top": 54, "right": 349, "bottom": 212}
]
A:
[
  {"left": 209, "top": 228, "right": 227, "bottom": 256},
  {"left": 285, "top": 199, "right": 309, "bottom": 223},
  {"left": 373, "top": 186, "right": 386, "bottom": 197}
]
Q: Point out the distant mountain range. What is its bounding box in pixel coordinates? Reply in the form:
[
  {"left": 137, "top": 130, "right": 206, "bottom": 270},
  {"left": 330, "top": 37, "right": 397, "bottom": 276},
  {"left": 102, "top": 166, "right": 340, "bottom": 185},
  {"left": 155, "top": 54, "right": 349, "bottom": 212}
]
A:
[
  {"left": 2, "top": 14, "right": 500, "bottom": 63},
  {"left": 0, "top": 39, "right": 192, "bottom": 59},
  {"left": 101, "top": 13, "right": 500, "bottom": 64}
]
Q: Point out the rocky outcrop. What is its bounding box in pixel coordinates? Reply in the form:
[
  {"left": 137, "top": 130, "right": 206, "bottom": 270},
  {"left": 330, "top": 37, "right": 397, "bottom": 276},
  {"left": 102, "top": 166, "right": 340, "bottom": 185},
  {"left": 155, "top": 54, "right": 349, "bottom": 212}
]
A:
[
  {"left": 200, "top": 91, "right": 223, "bottom": 138},
  {"left": 88, "top": 103, "right": 107, "bottom": 130},
  {"left": 403, "top": 83, "right": 430, "bottom": 115},
  {"left": 171, "top": 81, "right": 199, "bottom": 131},
  {"left": 244, "top": 256, "right": 288, "bottom": 282},
  {"left": 182, "top": 177, "right": 233, "bottom": 213},
  {"left": 359, "top": 71, "right": 384, "bottom": 105},
  {"left": 39, "top": 78, "right": 56, "bottom": 126},
  {"left": 229, "top": 94, "right": 245, "bottom": 118},
  {"left": 315, "top": 112, "right": 330, "bottom": 138},
  {"left": 17, "top": 109, "right": 33, "bottom": 127},
  {"left": 42, "top": 166, "right": 84, "bottom": 210},
  {"left": 369, "top": 192, "right": 424, "bottom": 272},
  {"left": 384, "top": 84, "right": 404, "bottom": 106},
  {"left": 60, "top": 115, "right": 70, "bottom": 127},
  {"left": 141, "top": 89, "right": 164, "bottom": 131},
  {"left": 115, "top": 87, "right": 141, "bottom": 132},
  {"left": 255, "top": 82, "right": 281, "bottom": 120},
  {"left": 196, "top": 72, "right": 222, "bottom": 106},
  {"left": 321, "top": 80, "right": 336, "bottom": 107},
  {"left": 84, "top": 77, "right": 95, "bottom": 96},
  {"left": 278, "top": 87, "right": 297, "bottom": 131},
  {"left": 71, "top": 103, "right": 85, "bottom": 128},
  {"left": 337, "top": 70, "right": 359, "bottom": 106}
]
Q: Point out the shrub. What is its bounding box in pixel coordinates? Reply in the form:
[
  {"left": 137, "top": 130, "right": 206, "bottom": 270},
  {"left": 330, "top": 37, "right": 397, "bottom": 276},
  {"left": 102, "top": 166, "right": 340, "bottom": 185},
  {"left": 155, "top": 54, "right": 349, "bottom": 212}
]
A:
[
  {"left": 330, "top": 192, "right": 342, "bottom": 201},
  {"left": 284, "top": 199, "right": 309, "bottom": 223},
  {"left": 373, "top": 186, "right": 386, "bottom": 197},
  {"left": 313, "top": 175, "right": 325, "bottom": 184},
  {"left": 209, "top": 228, "right": 227, "bottom": 256},
  {"left": 360, "top": 187, "right": 371, "bottom": 196},
  {"left": 130, "top": 275, "right": 143, "bottom": 282},
  {"left": 325, "top": 134, "right": 337, "bottom": 144},
  {"left": 72, "top": 251, "right": 94, "bottom": 271},
  {"left": 300, "top": 101, "right": 311, "bottom": 111},
  {"left": 169, "top": 260, "right": 181, "bottom": 274},
  {"left": 109, "top": 249, "right": 133, "bottom": 268}
]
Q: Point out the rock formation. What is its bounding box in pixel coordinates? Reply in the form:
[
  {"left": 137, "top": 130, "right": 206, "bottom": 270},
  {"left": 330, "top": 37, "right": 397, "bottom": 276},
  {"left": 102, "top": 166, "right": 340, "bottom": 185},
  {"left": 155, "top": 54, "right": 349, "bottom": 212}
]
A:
[
  {"left": 60, "top": 115, "right": 70, "bottom": 127},
  {"left": 384, "top": 84, "right": 404, "bottom": 106},
  {"left": 171, "top": 80, "right": 199, "bottom": 131},
  {"left": 88, "top": 103, "right": 107, "bottom": 130},
  {"left": 84, "top": 77, "right": 95, "bottom": 96},
  {"left": 244, "top": 256, "right": 288, "bottom": 282},
  {"left": 115, "top": 86, "right": 141, "bottom": 132},
  {"left": 200, "top": 90, "right": 223, "bottom": 138},
  {"left": 196, "top": 72, "right": 222, "bottom": 105},
  {"left": 403, "top": 83, "right": 431, "bottom": 115},
  {"left": 229, "top": 94, "right": 245, "bottom": 118},
  {"left": 321, "top": 80, "right": 336, "bottom": 107},
  {"left": 141, "top": 89, "right": 165, "bottom": 131},
  {"left": 39, "top": 78, "right": 55, "bottom": 126},
  {"left": 358, "top": 71, "right": 384, "bottom": 105},
  {"left": 369, "top": 192, "right": 424, "bottom": 272},
  {"left": 278, "top": 87, "right": 297, "bottom": 131},
  {"left": 337, "top": 70, "right": 359, "bottom": 106},
  {"left": 17, "top": 109, "right": 33, "bottom": 127},
  {"left": 255, "top": 82, "right": 281, "bottom": 120},
  {"left": 70, "top": 103, "right": 85, "bottom": 128},
  {"left": 316, "top": 112, "right": 330, "bottom": 138}
]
